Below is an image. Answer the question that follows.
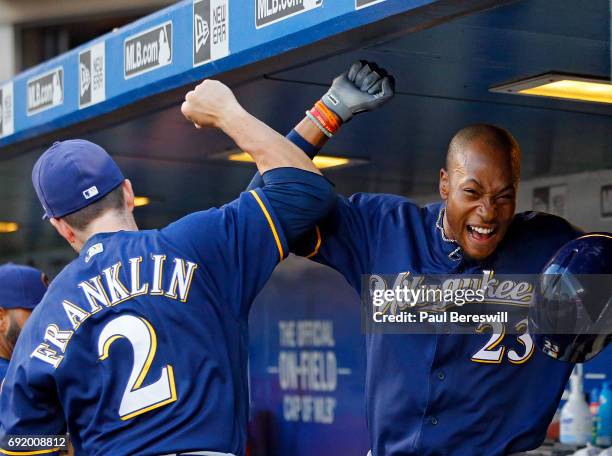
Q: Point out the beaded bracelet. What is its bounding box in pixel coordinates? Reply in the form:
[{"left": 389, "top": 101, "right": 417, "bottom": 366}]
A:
[{"left": 305, "top": 110, "right": 333, "bottom": 138}]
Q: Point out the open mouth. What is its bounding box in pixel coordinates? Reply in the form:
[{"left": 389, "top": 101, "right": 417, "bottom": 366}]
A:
[{"left": 466, "top": 224, "right": 497, "bottom": 243}]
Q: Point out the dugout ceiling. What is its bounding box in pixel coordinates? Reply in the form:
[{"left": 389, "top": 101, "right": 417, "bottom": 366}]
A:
[{"left": 0, "top": 0, "right": 610, "bottom": 267}]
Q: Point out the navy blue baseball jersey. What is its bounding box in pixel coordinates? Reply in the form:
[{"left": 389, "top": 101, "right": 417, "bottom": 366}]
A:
[
  {"left": 295, "top": 194, "right": 581, "bottom": 456},
  {"left": 0, "top": 189, "right": 288, "bottom": 456},
  {"left": 0, "top": 358, "right": 8, "bottom": 382}
]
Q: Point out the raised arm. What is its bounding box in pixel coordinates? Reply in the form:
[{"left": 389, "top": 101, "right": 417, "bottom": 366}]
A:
[
  {"left": 181, "top": 80, "right": 321, "bottom": 175},
  {"left": 247, "top": 60, "right": 395, "bottom": 190}
]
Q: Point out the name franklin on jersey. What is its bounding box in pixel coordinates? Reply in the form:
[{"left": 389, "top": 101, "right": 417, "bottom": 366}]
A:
[{"left": 31, "top": 254, "right": 198, "bottom": 369}]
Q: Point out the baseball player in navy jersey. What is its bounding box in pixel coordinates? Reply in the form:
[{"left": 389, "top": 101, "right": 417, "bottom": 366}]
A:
[
  {"left": 0, "top": 264, "right": 47, "bottom": 381},
  {"left": 248, "top": 61, "right": 583, "bottom": 455},
  {"left": 0, "top": 80, "right": 336, "bottom": 456}
]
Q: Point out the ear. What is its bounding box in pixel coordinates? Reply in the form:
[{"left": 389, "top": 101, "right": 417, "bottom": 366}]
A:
[
  {"left": 439, "top": 168, "right": 450, "bottom": 201},
  {"left": 0, "top": 308, "right": 8, "bottom": 333},
  {"left": 49, "top": 217, "right": 77, "bottom": 246},
  {"left": 123, "top": 179, "right": 135, "bottom": 213}
]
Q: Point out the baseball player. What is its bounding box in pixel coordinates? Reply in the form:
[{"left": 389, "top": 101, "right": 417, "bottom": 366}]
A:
[
  {"left": 0, "top": 264, "right": 48, "bottom": 380},
  {"left": 0, "top": 80, "right": 336, "bottom": 455},
  {"left": 248, "top": 61, "right": 583, "bottom": 455}
]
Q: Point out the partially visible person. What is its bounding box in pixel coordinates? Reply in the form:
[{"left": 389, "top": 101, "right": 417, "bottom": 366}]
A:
[
  {"left": 1, "top": 80, "right": 335, "bottom": 456},
  {"left": 0, "top": 263, "right": 47, "bottom": 381}
]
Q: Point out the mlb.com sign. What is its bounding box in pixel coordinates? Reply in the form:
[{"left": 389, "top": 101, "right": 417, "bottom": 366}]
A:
[
  {"left": 26, "top": 67, "right": 63, "bottom": 116},
  {"left": 256, "top": 0, "right": 322, "bottom": 28},
  {"left": 193, "top": 0, "right": 230, "bottom": 67},
  {"left": 124, "top": 21, "right": 173, "bottom": 79}
]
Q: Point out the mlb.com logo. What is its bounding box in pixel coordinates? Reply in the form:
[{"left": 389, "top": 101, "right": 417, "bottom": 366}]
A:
[
  {"left": 255, "top": 0, "right": 322, "bottom": 28},
  {"left": 83, "top": 186, "right": 99, "bottom": 200},
  {"left": 26, "top": 67, "right": 64, "bottom": 116},
  {"left": 193, "top": 0, "right": 230, "bottom": 67},
  {"left": 124, "top": 21, "right": 173, "bottom": 79}
]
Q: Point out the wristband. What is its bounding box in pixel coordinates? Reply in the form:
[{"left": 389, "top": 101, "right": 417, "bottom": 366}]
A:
[
  {"left": 310, "top": 107, "right": 336, "bottom": 134},
  {"left": 286, "top": 129, "right": 321, "bottom": 159},
  {"left": 305, "top": 110, "right": 333, "bottom": 138},
  {"left": 306, "top": 99, "right": 341, "bottom": 137},
  {"left": 315, "top": 101, "right": 341, "bottom": 130}
]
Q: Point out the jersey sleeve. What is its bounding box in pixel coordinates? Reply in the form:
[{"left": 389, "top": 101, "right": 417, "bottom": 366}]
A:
[
  {"left": 0, "top": 321, "right": 66, "bottom": 454},
  {"left": 293, "top": 193, "right": 386, "bottom": 291},
  {"left": 161, "top": 189, "right": 289, "bottom": 318}
]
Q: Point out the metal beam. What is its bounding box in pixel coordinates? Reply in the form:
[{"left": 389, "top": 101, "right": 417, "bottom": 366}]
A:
[{"left": 0, "top": 0, "right": 515, "bottom": 156}]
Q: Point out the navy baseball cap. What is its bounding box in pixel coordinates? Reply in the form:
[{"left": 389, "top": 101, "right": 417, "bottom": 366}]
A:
[
  {"left": 32, "top": 140, "right": 125, "bottom": 219},
  {"left": 0, "top": 264, "right": 48, "bottom": 310}
]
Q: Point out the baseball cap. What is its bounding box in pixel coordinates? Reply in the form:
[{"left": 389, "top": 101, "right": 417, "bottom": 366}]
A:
[
  {"left": 32, "top": 139, "right": 125, "bottom": 219},
  {"left": 0, "top": 264, "right": 48, "bottom": 310}
]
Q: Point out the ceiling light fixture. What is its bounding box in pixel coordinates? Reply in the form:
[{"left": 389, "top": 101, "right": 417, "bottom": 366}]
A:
[
  {"left": 224, "top": 151, "right": 366, "bottom": 170},
  {"left": 0, "top": 221, "right": 19, "bottom": 233},
  {"left": 490, "top": 73, "right": 612, "bottom": 104},
  {"left": 134, "top": 196, "right": 150, "bottom": 207}
]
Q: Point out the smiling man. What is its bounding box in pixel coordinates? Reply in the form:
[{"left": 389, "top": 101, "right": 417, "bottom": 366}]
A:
[
  {"left": 248, "top": 61, "right": 583, "bottom": 455},
  {"left": 440, "top": 124, "right": 520, "bottom": 260}
]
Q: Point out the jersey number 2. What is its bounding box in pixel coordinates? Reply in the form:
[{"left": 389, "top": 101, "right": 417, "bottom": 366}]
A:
[{"left": 98, "top": 315, "right": 178, "bottom": 420}]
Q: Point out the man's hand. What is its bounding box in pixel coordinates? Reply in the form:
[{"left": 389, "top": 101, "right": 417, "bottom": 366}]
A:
[
  {"left": 181, "top": 79, "right": 243, "bottom": 129},
  {"left": 321, "top": 60, "right": 395, "bottom": 123},
  {"left": 181, "top": 79, "right": 321, "bottom": 176}
]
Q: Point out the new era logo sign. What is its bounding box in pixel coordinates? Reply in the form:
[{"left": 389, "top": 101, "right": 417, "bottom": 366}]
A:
[
  {"left": 83, "top": 186, "right": 99, "bottom": 199},
  {"left": 195, "top": 13, "right": 209, "bottom": 53},
  {"left": 193, "top": 0, "right": 230, "bottom": 67},
  {"left": 80, "top": 63, "right": 91, "bottom": 97},
  {"left": 79, "top": 42, "right": 106, "bottom": 108},
  {"left": 124, "top": 21, "right": 173, "bottom": 79}
]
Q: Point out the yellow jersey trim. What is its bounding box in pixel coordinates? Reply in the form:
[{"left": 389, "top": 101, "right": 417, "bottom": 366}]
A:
[
  {"left": 305, "top": 226, "right": 322, "bottom": 259},
  {"left": 0, "top": 448, "right": 61, "bottom": 455},
  {"left": 249, "top": 190, "right": 284, "bottom": 261}
]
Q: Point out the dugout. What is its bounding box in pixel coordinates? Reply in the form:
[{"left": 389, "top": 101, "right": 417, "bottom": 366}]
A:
[{"left": 0, "top": 0, "right": 611, "bottom": 454}]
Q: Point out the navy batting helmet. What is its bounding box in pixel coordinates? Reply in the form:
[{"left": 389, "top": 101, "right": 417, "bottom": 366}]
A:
[{"left": 529, "top": 233, "right": 612, "bottom": 363}]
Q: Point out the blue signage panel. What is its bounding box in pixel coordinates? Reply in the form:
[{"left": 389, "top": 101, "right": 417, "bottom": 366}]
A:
[
  {"left": 249, "top": 256, "right": 368, "bottom": 455},
  {"left": 0, "top": 0, "right": 434, "bottom": 150}
]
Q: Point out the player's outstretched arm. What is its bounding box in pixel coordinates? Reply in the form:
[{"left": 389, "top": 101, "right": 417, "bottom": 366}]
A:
[
  {"left": 246, "top": 60, "right": 395, "bottom": 190},
  {"left": 181, "top": 80, "right": 320, "bottom": 176}
]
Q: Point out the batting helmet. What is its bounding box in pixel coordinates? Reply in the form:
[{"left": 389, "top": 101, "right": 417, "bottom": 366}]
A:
[{"left": 529, "top": 233, "right": 612, "bottom": 363}]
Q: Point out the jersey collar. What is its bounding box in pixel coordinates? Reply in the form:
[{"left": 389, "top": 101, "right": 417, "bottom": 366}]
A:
[
  {"left": 434, "top": 205, "right": 462, "bottom": 262},
  {"left": 427, "top": 202, "right": 495, "bottom": 272}
]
